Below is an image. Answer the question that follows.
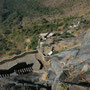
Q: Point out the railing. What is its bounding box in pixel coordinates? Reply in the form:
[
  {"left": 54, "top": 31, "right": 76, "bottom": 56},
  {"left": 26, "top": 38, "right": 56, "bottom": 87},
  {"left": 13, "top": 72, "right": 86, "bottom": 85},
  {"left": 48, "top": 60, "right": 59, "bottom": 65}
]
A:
[{"left": 0, "top": 62, "right": 33, "bottom": 78}]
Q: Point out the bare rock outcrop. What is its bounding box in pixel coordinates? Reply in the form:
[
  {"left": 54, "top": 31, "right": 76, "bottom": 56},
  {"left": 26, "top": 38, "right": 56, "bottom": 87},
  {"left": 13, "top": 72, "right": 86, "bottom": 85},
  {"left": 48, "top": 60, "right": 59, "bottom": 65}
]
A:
[{"left": 51, "top": 29, "right": 90, "bottom": 90}]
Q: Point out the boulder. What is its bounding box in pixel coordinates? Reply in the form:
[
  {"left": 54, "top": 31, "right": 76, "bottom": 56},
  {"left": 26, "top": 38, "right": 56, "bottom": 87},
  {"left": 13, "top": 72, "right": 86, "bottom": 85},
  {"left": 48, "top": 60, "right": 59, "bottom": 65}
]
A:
[
  {"left": 50, "top": 50, "right": 79, "bottom": 74},
  {"left": 51, "top": 29, "right": 90, "bottom": 90}
]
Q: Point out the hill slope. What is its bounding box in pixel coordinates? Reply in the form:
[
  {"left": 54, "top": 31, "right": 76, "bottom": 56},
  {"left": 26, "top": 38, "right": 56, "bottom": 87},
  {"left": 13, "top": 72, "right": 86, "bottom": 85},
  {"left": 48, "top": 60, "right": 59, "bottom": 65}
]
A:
[
  {"left": 0, "top": 0, "right": 90, "bottom": 58},
  {"left": 0, "top": 0, "right": 90, "bottom": 21}
]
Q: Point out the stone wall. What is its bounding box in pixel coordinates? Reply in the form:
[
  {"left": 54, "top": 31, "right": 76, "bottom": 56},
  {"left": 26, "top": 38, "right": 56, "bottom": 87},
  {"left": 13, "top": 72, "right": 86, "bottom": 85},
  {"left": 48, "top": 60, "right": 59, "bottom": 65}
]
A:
[
  {"left": 0, "top": 50, "right": 38, "bottom": 65},
  {"left": 0, "top": 50, "right": 41, "bottom": 70}
]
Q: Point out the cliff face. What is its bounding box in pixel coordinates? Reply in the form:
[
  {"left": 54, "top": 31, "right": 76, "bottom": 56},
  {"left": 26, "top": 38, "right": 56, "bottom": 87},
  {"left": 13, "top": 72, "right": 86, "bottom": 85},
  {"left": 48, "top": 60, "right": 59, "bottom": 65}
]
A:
[{"left": 51, "top": 29, "right": 90, "bottom": 90}]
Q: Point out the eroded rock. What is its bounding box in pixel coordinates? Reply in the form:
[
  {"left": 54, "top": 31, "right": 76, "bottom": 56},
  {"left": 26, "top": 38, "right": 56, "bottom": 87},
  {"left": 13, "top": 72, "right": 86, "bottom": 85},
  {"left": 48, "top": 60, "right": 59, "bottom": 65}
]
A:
[
  {"left": 51, "top": 29, "right": 90, "bottom": 90},
  {"left": 50, "top": 49, "right": 79, "bottom": 74}
]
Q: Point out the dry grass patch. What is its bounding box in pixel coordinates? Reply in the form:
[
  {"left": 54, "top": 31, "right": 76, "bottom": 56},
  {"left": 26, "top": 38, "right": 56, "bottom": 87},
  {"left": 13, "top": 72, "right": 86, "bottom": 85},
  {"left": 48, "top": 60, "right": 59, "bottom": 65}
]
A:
[{"left": 41, "top": 72, "right": 48, "bottom": 81}]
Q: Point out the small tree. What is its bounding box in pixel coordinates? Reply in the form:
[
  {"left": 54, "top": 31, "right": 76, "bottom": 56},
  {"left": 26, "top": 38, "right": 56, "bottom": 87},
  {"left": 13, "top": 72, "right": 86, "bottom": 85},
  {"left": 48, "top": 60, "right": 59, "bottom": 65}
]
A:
[{"left": 42, "top": 18, "right": 48, "bottom": 24}]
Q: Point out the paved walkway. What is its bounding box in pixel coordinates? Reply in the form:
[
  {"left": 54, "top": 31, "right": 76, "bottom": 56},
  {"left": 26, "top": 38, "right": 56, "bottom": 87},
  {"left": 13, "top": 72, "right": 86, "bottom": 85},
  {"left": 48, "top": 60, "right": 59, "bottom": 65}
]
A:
[{"left": 0, "top": 53, "right": 40, "bottom": 70}]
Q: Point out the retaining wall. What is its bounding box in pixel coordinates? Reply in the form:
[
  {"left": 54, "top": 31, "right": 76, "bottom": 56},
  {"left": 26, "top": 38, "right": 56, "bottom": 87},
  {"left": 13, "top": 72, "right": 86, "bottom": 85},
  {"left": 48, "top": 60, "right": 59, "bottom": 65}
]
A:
[{"left": 0, "top": 50, "right": 38, "bottom": 65}]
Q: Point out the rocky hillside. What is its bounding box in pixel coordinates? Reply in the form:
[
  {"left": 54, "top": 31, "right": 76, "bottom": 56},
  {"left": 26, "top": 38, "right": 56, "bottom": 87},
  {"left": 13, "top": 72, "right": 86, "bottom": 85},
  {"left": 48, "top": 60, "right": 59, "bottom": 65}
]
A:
[
  {"left": 0, "top": 29, "right": 90, "bottom": 90},
  {"left": 0, "top": 0, "right": 90, "bottom": 90}
]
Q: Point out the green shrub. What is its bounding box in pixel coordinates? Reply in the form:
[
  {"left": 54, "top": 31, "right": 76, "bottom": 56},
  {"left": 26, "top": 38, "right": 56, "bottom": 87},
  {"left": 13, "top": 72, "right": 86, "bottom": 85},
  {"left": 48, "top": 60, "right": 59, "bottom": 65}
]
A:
[
  {"left": 60, "top": 32, "right": 74, "bottom": 38},
  {"left": 52, "top": 50, "right": 59, "bottom": 55},
  {"left": 28, "top": 35, "right": 38, "bottom": 50},
  {"left": 58, "top": 83, "right": 68, "bottom": 90},
  {"left": 42, "top": 18, "right": 48, "bottom": 24},
  {"left": 56, "top": 33, "right": 61, "bottom": 36},
  {"left": 8, "top": 49, "right": 21, "bottom": 55},
  {"left": 42, "top": 44, "right": 48, "bottom": 47}
]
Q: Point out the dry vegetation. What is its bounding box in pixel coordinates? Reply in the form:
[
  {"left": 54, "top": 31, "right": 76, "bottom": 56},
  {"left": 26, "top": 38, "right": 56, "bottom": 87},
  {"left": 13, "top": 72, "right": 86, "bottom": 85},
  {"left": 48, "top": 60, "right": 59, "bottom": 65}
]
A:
[{"left": 0, "top": 0, "right": 90, "bottom": 58}]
